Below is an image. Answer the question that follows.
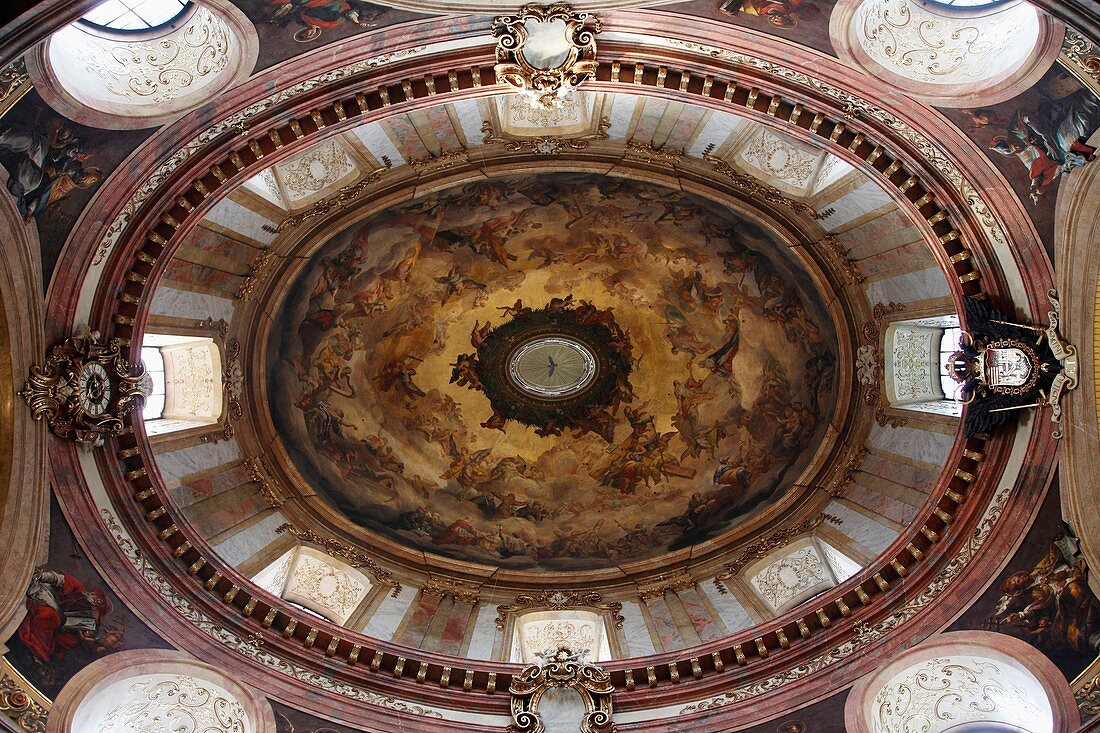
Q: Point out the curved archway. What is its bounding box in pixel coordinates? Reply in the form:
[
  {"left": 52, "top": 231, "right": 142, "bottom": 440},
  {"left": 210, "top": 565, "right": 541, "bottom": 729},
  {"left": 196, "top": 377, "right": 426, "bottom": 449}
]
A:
[
  {"left": 47, "top": 648, "right": 277, "bottom": 732},
  {"left": 844, "top": 631, "right": 1080, "bottom": 733}
]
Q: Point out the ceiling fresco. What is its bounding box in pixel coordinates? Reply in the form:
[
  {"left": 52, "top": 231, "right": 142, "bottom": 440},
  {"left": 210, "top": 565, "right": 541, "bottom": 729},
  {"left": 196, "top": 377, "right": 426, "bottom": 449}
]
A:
[
  {"left": 268, "top": 173, "right": 837, "bottom": 569},
  {"left": 4, "top": 0, "right": 1099, "bottom": 727}
]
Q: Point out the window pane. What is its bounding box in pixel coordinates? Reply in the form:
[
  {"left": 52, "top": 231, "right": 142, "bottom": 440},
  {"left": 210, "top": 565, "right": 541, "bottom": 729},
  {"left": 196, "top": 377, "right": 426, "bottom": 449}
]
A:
[
  {"left": 142, "top": 393, "right": 165, "bottom": 420},
  {"left": 140, "top": 346, "right": 164, "bottom": 374},
  {"left": 81, "top": 0, "right": 189, "bottom": 30},
  {"left": 149, "top": 369, "right": 166, "bottom": 395},
  {"left": 81, "top": 0, "right": 130, "bottom": 25},
  {"left": 939, "top": 327, "right": 963, "bottom": 397},
  {"left": 130, "top": 0, "right": 186, "bottom": 27},
  {"left": 143, "top": 333, "right": 201, "bottom": 347}
]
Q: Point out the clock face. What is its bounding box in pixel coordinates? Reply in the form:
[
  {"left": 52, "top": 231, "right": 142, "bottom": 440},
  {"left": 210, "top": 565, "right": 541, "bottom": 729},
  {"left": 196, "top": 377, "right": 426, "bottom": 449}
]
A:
[
  {"left": 79, "top": 362, "right": 111, "bottom": 417},
  {"left": 508, "top": 337, "right": 597, "bottom": 399}
]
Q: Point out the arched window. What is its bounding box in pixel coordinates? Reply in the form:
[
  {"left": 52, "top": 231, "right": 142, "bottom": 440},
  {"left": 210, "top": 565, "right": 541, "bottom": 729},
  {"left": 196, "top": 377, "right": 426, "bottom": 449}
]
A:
[
  {"left": 140, "top": 333, "right": 222, "bottom": 436},
  {"left": 251, "top": 547, "right": 375, "bottom": 626},
  {"left": 509, "top": 610, "right": 612, "bottom": 665},
  {"left": 884, "top": 315, "right": 963, "bottom": 417}
]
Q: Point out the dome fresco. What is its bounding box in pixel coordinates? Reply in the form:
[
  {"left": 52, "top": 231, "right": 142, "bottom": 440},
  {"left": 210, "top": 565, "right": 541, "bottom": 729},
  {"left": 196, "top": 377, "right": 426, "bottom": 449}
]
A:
[{"left": 268, "top": 174, "right": 837, "bottom": 569}]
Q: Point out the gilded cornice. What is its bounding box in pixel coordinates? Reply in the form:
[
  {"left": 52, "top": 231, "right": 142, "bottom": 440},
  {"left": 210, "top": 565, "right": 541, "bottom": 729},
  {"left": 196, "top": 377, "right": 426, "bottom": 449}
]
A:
[
  {"left": 496, "top": 591, "right": 625, "bottom": 629},
  {"left": 0, "top": 658, "right": 48, "bottom": 733},
  {"left": 276, "top": 523, "right": 401, "bottom": 596}
]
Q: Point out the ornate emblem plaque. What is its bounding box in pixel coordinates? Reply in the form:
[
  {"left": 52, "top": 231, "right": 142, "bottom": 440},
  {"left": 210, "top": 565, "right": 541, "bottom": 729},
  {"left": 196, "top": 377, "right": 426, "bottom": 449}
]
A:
[
  {"left": 20, "top": 327, "right": 149, "bottom": 448},
  {"left": 492, "top": 4, "right": 601, "bottom": 109}
]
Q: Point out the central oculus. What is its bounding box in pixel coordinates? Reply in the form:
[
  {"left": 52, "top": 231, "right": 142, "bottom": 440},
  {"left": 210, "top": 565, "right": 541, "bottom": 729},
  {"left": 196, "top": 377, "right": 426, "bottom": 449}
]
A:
[
  {"left": 508, "top": 336, "right": 598, "bottom": 398},
  {"left": 450, "top": 296, "right": 634, "bottom": 439}
]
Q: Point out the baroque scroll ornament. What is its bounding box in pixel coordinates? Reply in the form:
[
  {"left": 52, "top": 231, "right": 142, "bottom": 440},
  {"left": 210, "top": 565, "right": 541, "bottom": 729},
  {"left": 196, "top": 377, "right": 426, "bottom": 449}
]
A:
[
  {"left": 492, "top": 4, "right": 601, "bottom": 109},
  {"left": 509, "top": 648, "right": 615, "bottom": 733},
  {"left": 20, "top": 326, "right": 150, "bottom": 448},
  {"left": 496, "top": 590, "right": 624, "bottom": 629}
]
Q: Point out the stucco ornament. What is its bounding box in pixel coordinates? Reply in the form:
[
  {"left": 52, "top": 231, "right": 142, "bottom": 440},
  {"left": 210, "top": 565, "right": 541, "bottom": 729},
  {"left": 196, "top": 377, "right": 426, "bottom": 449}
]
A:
[
  {"left": 492, "top": 4, "right": 601, "bottom": 109},
  {"left": 872, "top": 657, "right": 1048, "bottom": 733},
  {"left": 19, "top": 326, "right": 149, "bottom": 448},
  {"left": 854, "top": 0, "right": 1039, "bottom": 85},
  {"left": 73, "top": 6, "right": 232, "bottom": 103},
  {"left": 97, "top": 675, "right": 249, "bottom": 733},
  {"left": 749, "top": 545, "right": 831, "bottom": 611},
  {"left": 509, "top": 648, "right": 615, "bottom": 733},
  {"left": 855, "top": 344, "right": 878, "bottom": 386}
]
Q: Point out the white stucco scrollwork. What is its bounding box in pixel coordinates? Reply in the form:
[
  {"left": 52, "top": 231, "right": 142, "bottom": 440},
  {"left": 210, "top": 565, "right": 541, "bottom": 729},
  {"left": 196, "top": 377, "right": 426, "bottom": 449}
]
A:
[
  {"left": 47, "top": 649, "right": 276, "bottom": 733},
  {"left": 871, "top": 656, "right": 1045, "bottom": 733},
  {"left": 844, "top": 631, "right": 1080, "bottom": 733},
  {"left": 67, "top": 6, "right": 231, "bottom": 103},
  {"left": 857, "top": 0, "right": 1038, "bottom": 83},
  {"left": 96, "top": 674, "right": 248, "bottom": 733},
  {"left": 27, "top": 0, "right": 258, "bottom": 129},
  {"left": 746, "top": 541, "right": 835, "bottom": 613},
  {"left": 830, "top": 0, "right": 1064, "bottom": 106}
]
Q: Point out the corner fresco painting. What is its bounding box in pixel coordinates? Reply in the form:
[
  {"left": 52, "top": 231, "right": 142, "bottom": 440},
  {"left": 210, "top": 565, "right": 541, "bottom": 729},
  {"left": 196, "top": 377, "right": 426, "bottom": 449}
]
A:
[
  {"left": 263, "top": 0, "right": 387, "bottom": 42},
  {"left": 4, "top": 496, "right": 171, "bottom": 698},
  {"left": 0, "top": 89, "right": 151, "bottom": 283},
  {"left": 226, "top": 0, "right": 434, "bottom": 69},
  {"left": 950, "top": 480, "right": 1100, "bottom": 681},
  {"left": 945, "top": 64, "right": 1100, "bottom": 250},
  {"left": 0, "top": 119, "right": 101, "bottom": 221},
  {"left": 268, "top": 174, "right": 838, "bottom": 570}
]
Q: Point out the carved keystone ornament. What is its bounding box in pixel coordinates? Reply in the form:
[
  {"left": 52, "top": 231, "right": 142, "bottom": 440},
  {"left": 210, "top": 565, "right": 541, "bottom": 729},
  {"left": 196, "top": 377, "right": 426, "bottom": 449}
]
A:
[{"left": 492, "top": 4, "right": 601, "bottom": 110}]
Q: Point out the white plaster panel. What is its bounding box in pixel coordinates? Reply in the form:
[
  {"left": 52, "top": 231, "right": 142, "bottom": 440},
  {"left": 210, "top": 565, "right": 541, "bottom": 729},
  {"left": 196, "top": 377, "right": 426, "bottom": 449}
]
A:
[
  {"left": 149, "top": 286, "right": 235, "bottom": 323},
  {"left": 818, "top": 180, "right": 893, "bottom": 229},
  {"left": 748, "top": 544, "right": 833, "bottom": 612},
  {"left": 868, "top": 423, "right": 954, "bottom": 465},
  {"left": 284, "top": 551, "right": 371, "bottom": 625},
  {"left": 854, "top": 0, "right": 1042, "bottom": 88},
  {"left": 820, "top": 542, "right": 862, "bottom": 582},
  {"left": 463, "top": 603, "right": 499, "bottom": 660},
  {"left": 870, "top": 654, "right": 1053, "bottom": 733},
  {"left": 825, "top": 500, "right": 898, "bottom": 556},
  {"left": 251, "top": 549, "right": 294, "bottom": 596},
  {"left": 152, "top": 438, "right": 240, "bottom": 486},
  {"left": 362, "top": 584, "right": 415, "bottom": 640},
  {"left": 687, "top": 111, "right": 750, "bottom": 158},
  {"left": 812, "top": 153, "right": 855, "bottom": 194},
  {"left": 211, "top": 510, "right": 286, "bottom": 567},
  {"left": 203, "top": 197, "right": 277, "bottom": 245},
  {"left": 451, "top": 99, "right": 487, "bottom": 148},
  {"left": 886, "top": 325, "right": 941, "bottom": 403},
  {"left": 619, "top": 600, "right": 656, "bottom": 657},
  {"left": 74, "top": 673, "right": 254, "bottom": 733},
  {"left": 738, "top": 126, "right": 823, "bottom": 195},
  {"left": 350, "top": 121, "right": 406, "bottom": 165},
  {"left": 865, "top": 266, "right": 951, "bottom": 305},
  {"left": 700, "top": 578, "right": 754, "bottom": 633},
  {"left": 606, "top": 93, "right": 638, "bottom": 139}
]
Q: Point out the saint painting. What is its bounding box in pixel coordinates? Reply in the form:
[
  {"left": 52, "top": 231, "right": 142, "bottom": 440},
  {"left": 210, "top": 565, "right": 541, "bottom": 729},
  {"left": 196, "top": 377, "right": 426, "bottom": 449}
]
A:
[
  {"left": 264, "top": 0, "right": 383, "bottom": 42},
  {"left": 0, "top": 122, "right": 101, "bottom": 221},
  {"left": 15, "top": 570, "right": 123, "bottom": 665},
  {"left": 988, "top": 88, "right": 1100, "bottom": 204}
]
